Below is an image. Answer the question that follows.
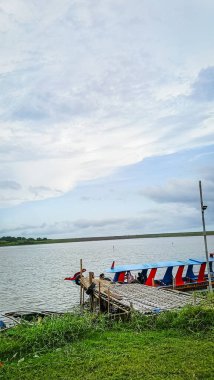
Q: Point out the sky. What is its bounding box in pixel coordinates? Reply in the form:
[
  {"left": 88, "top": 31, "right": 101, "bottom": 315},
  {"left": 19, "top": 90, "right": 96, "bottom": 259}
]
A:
[{"left": 0, "top": 0, "right": 214, "bottom": 238}]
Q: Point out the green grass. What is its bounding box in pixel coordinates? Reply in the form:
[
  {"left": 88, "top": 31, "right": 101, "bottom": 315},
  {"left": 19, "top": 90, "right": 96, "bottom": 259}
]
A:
[
  {"left": 0, "top": 299, "right": 214, "bottom": 380},
  {"left": 1, "top": 330, "right": 213, "bottom": 380}
]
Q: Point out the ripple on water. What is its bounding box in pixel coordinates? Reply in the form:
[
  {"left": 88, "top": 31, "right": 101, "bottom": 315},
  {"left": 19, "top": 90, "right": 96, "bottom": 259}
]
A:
[{"left": 0, "top": 236, "right": 213, "bottom": 313}]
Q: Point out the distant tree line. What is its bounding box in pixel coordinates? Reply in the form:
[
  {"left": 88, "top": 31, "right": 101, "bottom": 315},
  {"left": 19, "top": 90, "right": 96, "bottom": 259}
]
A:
[{"left": 0, "top": 236, "right": 48, "bottom": 241}]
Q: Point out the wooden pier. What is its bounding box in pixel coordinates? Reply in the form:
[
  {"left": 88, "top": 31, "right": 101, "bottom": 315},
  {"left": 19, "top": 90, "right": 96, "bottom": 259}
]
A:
[{"left": 80, "top": 276, "right": 199, "bottom": 315}]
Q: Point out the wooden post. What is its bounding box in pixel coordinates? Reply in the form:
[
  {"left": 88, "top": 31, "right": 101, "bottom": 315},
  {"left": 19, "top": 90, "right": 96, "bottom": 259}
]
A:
[
  {"left": 80, "top": 259, "right": 83, "bottom": 306},
  {"left": 82, "top": 285, "right": 85, "bottom": 307},
  {"left": 193, "top": 291, "right": 196, "bottom": 306},
  {"left": 89, "top": 272, "right": 93, "bottom": 285},
  {"left": 108, "top": 287, "right": 110, "bottom": 315},
  {"left": 99, "top": 281, "right": 101, "bottom": 313},
  {"left": 88, "top": 272, "right": 94, "bottom": 312},
  {"left": 90, "top": 294, "right": 93, "bottom": 312}
]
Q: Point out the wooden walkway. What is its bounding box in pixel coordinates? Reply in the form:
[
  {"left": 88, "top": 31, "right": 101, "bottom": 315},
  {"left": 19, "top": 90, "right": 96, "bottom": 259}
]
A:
[{"left": 81, "top": 277, "right": 198, "bottom": 315}]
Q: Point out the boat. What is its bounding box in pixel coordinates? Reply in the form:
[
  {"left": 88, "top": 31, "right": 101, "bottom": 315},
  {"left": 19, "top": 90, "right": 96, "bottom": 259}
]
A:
[
  {"left": 104, "top": 254, "right": 214, "bottom": 291},
  {"left": 0, "top": 310, "right": 64, "bottom": 331},
  {"left": 65, "top": 253, "right": 214, "bottom": 291}
]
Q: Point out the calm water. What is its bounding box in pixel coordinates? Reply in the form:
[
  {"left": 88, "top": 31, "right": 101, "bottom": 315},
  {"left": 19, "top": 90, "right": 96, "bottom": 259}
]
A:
[{"left": 1, "top": 236, "right": 214, "bottom": 314}]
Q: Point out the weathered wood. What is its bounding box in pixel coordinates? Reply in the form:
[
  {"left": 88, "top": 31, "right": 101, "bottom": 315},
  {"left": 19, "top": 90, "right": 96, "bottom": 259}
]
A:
[
  {"left": 80, "top": 259, "right": 83, "bottom": 306},
  {"left": 103, "top": 289, "right": 123, "bottom": 300},
  {"left": 193, "top": 291, "right": 196, "bottom": 305},
  {"left": 82, "top": 286, "right": 84, "bottom": 307},
  {"left": 80, "top": 276, "right": 200, "bottom": 315},
  {"left": 111, "top": 284, "right": 199, "bottom": 313},
  {"left": 107, "top": 287, "right": 110, "bottom": 315},
  {"left": 89, "top": 272, "right": 94, "bottom": 285},
  {"left": 173, "top": 276, "right": 175, "bottom": 290},
  {"left": 98, "top": 281, "right": 101, "bottom": 312}
]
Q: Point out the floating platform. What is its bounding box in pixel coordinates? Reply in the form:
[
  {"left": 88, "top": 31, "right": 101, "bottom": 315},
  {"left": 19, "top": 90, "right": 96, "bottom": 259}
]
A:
[
  {"left": 80, "top": 277, "right": 198, "bottom": 315},
  {"left": 0, "top": 310, "right": 64, "bottom": 331}
]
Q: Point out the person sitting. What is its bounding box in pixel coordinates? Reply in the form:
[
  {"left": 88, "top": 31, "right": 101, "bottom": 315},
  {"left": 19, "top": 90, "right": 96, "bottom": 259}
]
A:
[
  {"left": 65, "top": 269, "right": 86, "bottom": 285},
  {"left": 75, "top": 269, "right": 86, "bottom": 285},
  {"left": 127, "top": 271, "right": 134, "bottom": 283},
  {"left": 137, "top": 270, "right": 147, "bottom": 284},
  {"left": 99, "top": 273, "right": 111, "bottom": 281}
]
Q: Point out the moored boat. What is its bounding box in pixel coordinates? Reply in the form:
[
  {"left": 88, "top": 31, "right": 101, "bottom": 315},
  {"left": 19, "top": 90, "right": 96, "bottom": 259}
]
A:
[
  {"left": 105, "top": 254, "right": 214, "bottom": 291},
  {"left": 65, "top": 254, "right": 214, "bottom": 291}
]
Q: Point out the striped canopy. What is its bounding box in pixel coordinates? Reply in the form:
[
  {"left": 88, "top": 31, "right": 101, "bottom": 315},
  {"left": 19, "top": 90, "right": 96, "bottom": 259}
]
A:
[{"left": 105, "top": 257, "right": 214, "bottom": 273}]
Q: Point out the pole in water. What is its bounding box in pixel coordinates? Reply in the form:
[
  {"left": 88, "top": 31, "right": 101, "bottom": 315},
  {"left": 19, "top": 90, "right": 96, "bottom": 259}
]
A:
[
  {"left": 80, "top": 259, "right": 83, "bottom": 306},
  {"left": 199, "top": 181, "right": 213, "bottom": 293}
]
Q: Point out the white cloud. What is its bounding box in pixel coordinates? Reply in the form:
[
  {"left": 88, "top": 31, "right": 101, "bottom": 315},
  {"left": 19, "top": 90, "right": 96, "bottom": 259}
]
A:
[
  {"left": 154, "top": 81, "right": 192, "bottom": 101},
  {"left": 0, "top": 201, "right": 201, "bottom": 238},
  {"left": 0, "top": 0, "right": 214, "bottom": 207},
  {"left": 141, "top": 176, "right": 214, "bottom": 227}
]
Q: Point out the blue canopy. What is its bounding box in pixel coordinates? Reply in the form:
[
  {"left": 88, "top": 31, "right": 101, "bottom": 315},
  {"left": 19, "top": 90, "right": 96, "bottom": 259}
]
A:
[
  {"left": 105, "top": 257, "right": 214, "bottom": 273},
  {"left": 189, "top": 258, "right": 214, "bottom": 264}
]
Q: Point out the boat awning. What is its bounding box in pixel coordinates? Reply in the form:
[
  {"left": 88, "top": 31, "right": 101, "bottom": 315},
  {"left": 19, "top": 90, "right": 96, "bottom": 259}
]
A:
[
  {"left": 105, "top": 258, "right": 214, "bottom": 273},
  {"left": 189, "top": 258, "right": 214, "bottom": 264}
]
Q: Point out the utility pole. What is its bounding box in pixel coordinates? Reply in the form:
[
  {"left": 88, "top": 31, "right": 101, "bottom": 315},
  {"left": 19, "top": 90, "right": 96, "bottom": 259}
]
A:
[{"left": 199, "top": 181, "right": 213, "bottom": 293}]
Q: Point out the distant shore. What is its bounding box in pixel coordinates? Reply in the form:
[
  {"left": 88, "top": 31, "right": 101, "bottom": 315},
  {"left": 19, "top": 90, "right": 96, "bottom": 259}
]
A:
[{"left": 0, "top": 230, "right": 214, "bottom": 247}]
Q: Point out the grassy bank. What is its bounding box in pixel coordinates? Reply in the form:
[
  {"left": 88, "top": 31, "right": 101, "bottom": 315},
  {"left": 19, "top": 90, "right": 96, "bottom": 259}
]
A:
[
  {"left": 1, "top": 230, "right": 214, "bottom": 247},
  {"left": 0, "top": 296, "right": 214, "bottom": 379}
]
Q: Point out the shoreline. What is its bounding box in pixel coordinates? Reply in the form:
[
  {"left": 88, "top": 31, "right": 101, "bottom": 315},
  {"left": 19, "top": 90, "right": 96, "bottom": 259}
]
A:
[{"left": 0, "top": 230, "right": 214, "bottom": 247}]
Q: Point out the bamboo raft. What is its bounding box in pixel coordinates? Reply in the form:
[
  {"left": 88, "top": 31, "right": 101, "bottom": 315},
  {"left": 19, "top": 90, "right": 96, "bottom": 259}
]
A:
[{"left": 80, "top": 276, "right": 199, "bottom": 315}]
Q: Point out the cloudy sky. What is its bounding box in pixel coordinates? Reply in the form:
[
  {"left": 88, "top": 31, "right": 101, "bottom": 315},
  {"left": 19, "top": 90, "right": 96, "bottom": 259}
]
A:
[{"left": 0, "top": 0, "right": 214, "bottom": 238}]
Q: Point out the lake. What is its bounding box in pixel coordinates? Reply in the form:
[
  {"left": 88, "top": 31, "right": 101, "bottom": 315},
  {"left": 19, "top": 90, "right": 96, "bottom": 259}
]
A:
[{"left": 1, "top": 236, "right": 214, "bottom": 314}]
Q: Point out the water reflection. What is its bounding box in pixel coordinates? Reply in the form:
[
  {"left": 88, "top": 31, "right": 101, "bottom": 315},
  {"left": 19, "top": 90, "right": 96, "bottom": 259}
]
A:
[{"left": 0, "top": 236, "right": 213, "bottom": 313}]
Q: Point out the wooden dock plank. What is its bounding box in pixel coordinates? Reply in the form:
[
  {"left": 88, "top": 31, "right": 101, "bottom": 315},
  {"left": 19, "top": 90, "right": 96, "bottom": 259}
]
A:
[{"left": 80, "top": 277, "right": 199, "bottom": 314}]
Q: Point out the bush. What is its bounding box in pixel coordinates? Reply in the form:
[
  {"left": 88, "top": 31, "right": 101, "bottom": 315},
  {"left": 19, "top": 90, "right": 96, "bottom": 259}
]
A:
[
  {"left": 123, "top": 301, "right": 214, "bottom": 334},
  {"left": 0, "top": 312, "right": 94, "bottom": 361}
]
